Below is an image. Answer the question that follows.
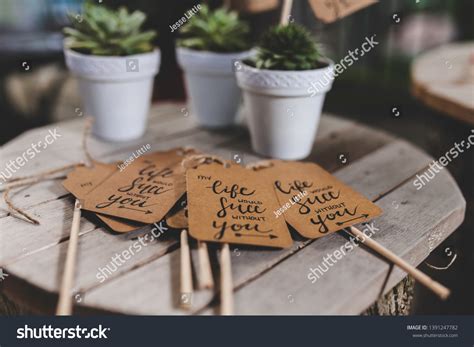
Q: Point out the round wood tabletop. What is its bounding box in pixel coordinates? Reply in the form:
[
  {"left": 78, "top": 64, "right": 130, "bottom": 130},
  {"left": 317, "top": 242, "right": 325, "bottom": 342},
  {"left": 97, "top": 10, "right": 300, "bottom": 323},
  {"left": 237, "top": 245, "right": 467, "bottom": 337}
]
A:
[
  {"left": 411, "top": 42, "right": 474, "bottom": 125},
  {"left": 0, "top": 103, "right": 466, "bottom": 315}
]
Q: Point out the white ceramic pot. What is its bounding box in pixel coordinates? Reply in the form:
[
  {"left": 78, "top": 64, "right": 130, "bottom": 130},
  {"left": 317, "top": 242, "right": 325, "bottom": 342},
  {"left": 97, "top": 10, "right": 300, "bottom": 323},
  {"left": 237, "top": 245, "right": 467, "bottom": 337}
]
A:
[
  {"left": 236, "top": 62, "right": 334, "bottom": 160},
  {"left": 64, "top": 48, "right": 160, "bottom": 142},
  {"left": 176, "top": 47, "right": 253, "bottom": 128}
]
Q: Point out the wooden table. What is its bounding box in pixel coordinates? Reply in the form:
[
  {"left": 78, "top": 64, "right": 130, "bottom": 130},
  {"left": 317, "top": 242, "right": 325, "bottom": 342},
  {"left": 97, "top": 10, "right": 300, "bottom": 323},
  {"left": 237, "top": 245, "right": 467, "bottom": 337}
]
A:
[
  {"left": 411, "top": 42, "right": 474, "bottom": 125},
  {"left": 0, "top": 103, "right": 466, "bottom": 315}
]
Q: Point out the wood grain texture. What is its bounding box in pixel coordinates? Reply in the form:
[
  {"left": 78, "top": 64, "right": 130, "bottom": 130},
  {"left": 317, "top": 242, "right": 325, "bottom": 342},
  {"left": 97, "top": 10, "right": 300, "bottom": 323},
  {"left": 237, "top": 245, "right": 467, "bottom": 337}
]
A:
[
  {"left": 363, "top": 276, "right": 414, "bottom": 316},
  {"left": 0, "top": 103, "right": 196, "bottom": 216},
  {"left": 0, "top": 103, "right": 465, "bottom": 315},
  {"left": 209, "top": 161, "right": 465, "bottom": 315},
  {"left": 0, "top": 124, "right": 247, "bottom": 264},
  {"left": 81, "top": 141, "right": 443, "bottom": 315},
  {"left": 411, "top": 43, "right": 474, "bottom": 125},
  {"left": 0, "top": 113, "right": 360, "bottom": 303}
]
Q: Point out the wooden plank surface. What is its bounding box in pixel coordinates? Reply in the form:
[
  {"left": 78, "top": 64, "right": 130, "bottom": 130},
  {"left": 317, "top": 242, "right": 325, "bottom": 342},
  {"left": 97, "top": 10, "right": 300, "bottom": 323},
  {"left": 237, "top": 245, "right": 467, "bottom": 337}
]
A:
[
  {"left": 211, "top": 163, "right": 465, "bottom": 315},
  {"left": 82, "top": 140, "right": 440, "bottom": 315},
  {"left": 0, "top": 103, "right": 466, "bottom": 315},
  {"left": 1, "top": 110, "right": 360, "bottom": 291},
  {"left": 411, "top": 42, "right": 474, "bottom": 125}
]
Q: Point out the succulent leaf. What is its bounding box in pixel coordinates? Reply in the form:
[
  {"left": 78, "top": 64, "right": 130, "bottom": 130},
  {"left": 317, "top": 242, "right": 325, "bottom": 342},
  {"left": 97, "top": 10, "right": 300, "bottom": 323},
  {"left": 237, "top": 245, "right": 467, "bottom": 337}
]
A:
[
  {"left": 247, "top": 24, "right": 325, "bottom": 71},
  {"left": 63, "top": 0, "right": 156, "bottom": 56},
  {"left": 177, "top": 5, "right": 251, "bottom": 53}
]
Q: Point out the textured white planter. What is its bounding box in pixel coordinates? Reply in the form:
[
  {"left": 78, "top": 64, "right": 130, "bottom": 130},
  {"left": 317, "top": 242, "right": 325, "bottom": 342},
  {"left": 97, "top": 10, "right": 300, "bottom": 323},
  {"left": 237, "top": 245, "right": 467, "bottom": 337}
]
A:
[
  {"left": 64, "top": 48, "right": 160, "bottom": 142},
  {"left": 236, "top": 62, "right": 334, "bottom": 160},
  {"left": 176, "top": 47, "right": 253, "bottom": 128}
]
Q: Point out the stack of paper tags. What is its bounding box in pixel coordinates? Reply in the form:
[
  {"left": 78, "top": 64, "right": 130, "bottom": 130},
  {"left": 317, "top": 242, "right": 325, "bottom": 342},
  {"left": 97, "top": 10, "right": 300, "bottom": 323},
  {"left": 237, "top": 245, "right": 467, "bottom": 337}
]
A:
[
  {"left": 184, "top": 160, "right": 382, "bottom": 248},
  {"left": 63, "top": 148, "right": 196, "bottom": 233},
  {"left": 63, "top": 148, "right": 382, "bottom": 246}
]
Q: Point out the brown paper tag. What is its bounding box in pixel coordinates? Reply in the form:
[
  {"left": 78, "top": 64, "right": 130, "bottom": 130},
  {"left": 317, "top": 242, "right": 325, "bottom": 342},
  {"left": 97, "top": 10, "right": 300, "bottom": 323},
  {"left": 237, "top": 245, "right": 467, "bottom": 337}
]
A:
[
  {"left": 187, "top": 163, "right": 293, "bottom": 248},
  {"left": 267, "top": 161, "right": 382, "bottom": 238},
  {"left": 82, "top": 149, "right": 188, "bottom": 224},
  {"left": 308, "top": 0, "right": 378, "bottom": 23},
  {"left": 62, "top": 162, "right": 146, "bottom": 232},
  {"left": 166, "top": 196, "right": 188, "bottom": 229},
  {"left": 95, "top": 214, "right": 146, "bottom": 233},
  {"left": 62, "top": 162, "right": 116, "bottom": 197}
]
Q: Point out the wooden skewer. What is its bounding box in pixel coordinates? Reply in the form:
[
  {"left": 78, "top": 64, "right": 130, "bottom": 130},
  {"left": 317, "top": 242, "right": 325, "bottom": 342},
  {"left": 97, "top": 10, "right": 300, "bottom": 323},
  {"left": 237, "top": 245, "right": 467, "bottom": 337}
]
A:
[
  {"left": 220, "top": 243, "right": 234, "bottom": 315},
  {"left": 280, "top": 0, "right": 294, "bottom": 25},
  {"left": 198, "top": 241, "right": 214, "bottom": 289},
  {"left": 180, "top": 230, "right": 193, "bottom": 308},
  {"left": 56, "top": 199, "right": 82, "bottom": 315},
  {"left": 349, "top": 226, "right": 450, "bottom": 300}
]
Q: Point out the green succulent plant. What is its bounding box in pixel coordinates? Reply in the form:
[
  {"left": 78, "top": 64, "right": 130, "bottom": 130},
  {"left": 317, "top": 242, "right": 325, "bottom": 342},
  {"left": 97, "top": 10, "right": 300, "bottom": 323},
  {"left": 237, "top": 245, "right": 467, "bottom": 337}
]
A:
[
  {"left": 63, "top": 1, "right": 157, "bottom": 56},
  {"left": 247, "top": 24, "right": 325, "bottom": 70},
  {"left": 177, "top": 5, "right": 251, "bottom": 53}
]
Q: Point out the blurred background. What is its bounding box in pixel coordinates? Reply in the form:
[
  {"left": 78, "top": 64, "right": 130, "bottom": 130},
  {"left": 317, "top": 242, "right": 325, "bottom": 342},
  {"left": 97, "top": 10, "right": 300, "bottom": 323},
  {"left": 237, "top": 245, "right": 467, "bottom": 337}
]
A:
[{"left": 0, "top": 0, "right": 472, "bottom": 314}]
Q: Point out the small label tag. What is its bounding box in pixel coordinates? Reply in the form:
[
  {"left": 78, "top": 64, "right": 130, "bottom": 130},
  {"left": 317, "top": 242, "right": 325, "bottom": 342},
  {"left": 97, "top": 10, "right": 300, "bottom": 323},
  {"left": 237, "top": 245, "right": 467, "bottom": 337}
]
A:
[
  {"left": 82, "top": 149, "right": 188, "bottom": 224},
  {"left": 308, "top": 0, "right": 378, "bottom": 23},
  {"left": 62, "top": 162, "right": 145, "bottom": 232},
  {"left": 166, "top": 195, "right": 188, "bottom": 229},
  {"left": 62, "top": 162, "right": 116, "bottom": 197},
  {"left": 267, "top": 161, "right": 382, "bottom": 238},
  {"left": 187, "top": 163, "right": 292, "bottom": 248}
]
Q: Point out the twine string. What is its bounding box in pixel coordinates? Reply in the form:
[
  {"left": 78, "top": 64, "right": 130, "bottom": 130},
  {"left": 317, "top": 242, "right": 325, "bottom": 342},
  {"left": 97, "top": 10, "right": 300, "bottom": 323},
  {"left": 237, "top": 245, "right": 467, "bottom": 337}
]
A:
[
  {"left": 246, "top": 160, "right": 274, "bottom": 171},
  {"left": 177, "top": 146, "right": 197, "bottom": 157},
  {"left": 2, "top": 117, "right": 96, "bottom": 225},
  {"left": 181, "top": 154, "right": 229, "bottom": 170}
]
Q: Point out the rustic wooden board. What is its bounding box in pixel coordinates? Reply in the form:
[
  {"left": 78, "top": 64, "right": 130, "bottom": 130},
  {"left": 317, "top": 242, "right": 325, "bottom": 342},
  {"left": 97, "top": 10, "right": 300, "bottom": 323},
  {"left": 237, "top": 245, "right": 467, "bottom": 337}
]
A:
[
  {"left": 411, "top": 42, "right": 474, "bottom": 125},
  {"left": 9, "top": 118, "right": 390, "bottom": 312},
  {"left": 0, "top": 103, "right": 465, "bottom": 315},
  {"left": 1, "top": 111, "right": 362, "bottom": 295},
  {"left": 82, "top": 140, "right": 437, "bottom": 315},
  {"left": 0, "top": 129, "right": 250, "bottom": 265},
  {"left": 210, "top": 162, "right": 465, "bottom": 315}
]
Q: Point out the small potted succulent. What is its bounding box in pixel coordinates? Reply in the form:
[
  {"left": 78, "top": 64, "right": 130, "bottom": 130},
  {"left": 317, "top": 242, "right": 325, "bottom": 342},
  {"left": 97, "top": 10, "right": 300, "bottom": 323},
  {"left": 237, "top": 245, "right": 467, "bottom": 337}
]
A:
[
  {"left": 236, "top": 24, "right": 334, "bottom": 160},
  {"left": 63, "top": 1, "right": 159, "bottom": 142},
  {"left": 176, "top": 5, "right": 253, "bottom": 128}
]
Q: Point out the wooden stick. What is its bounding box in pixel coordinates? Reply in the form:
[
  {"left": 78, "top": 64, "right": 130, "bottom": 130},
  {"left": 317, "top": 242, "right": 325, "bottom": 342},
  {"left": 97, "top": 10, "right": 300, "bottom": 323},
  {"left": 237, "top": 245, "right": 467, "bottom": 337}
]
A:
[
  {"left": 349, "top": 226, "right": 450, "bottom": 300},
  {"left": 198, "top": 241, "right": 214, "bottom": 289},
  {"left": 56, "top": 199, "right": 82, "bottom": 315},
  {"left": 220, "top": 243, "right": 234, "bottom": 315},
  {"left": 280, "top": 0, "right": 294, "bottom": 25},
  {"left": 180, "top": 230, "right": 193, "bottom": 308}
]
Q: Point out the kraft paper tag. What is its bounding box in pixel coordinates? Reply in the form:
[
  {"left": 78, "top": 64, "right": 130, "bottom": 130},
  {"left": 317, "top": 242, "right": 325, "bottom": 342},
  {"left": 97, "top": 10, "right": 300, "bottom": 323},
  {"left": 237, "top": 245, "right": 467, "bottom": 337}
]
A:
[
  {"left": 62, "top": 162, "right": 146, "bottom": 232},
  {"left": 187, "top": 163, "right": 293, "bottom": 248},
  {"left": 267, "top": 161, "right": 382, "bottom": 238},
  {"left": 83, "top": 149, "right": 189, "bottom": 224},
  {"left": 95, "top": 214, "right": 145, "bottom": 233},
  {"left": 166, "top": 195, "right": 188, "bottom": 229},
  {"left": 308, "top": 0, "right": 378, "bottom": 23},
  {"left": 62, "top": 162, "right": 116, "bottom": 198}
]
